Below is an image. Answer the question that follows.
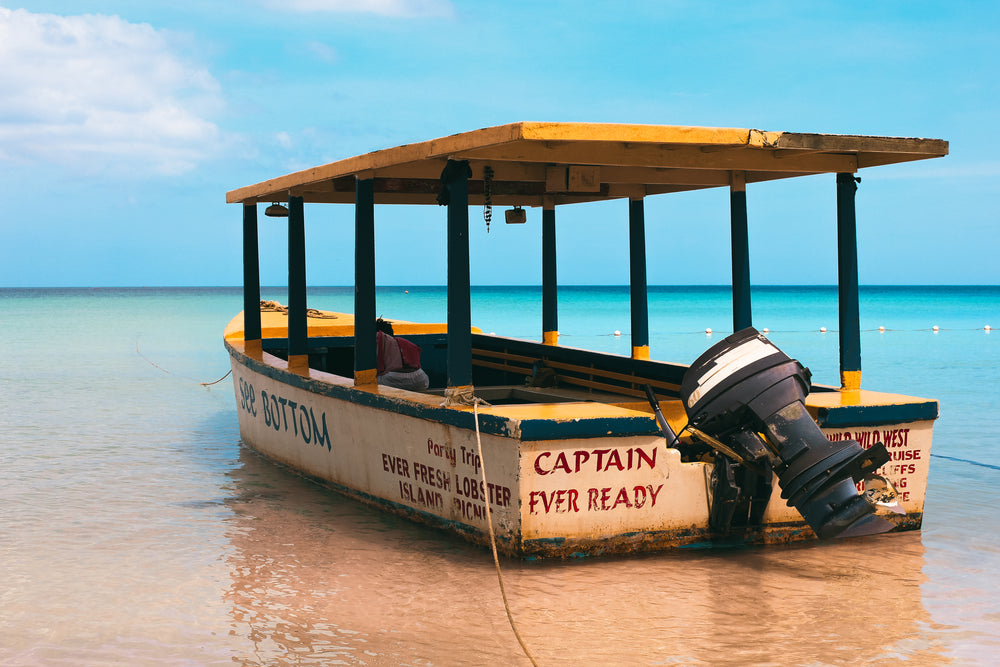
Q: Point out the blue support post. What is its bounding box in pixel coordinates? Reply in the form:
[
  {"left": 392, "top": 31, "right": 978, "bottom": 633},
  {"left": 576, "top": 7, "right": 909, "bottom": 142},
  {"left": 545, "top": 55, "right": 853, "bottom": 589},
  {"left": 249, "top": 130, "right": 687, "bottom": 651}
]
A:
[
  {"left": 542, "top": 204, "right": 558, "bottom": 345},
  {"left": 837, "top": 173, "right": 862, "bottom": 390},
  {"left": 354, "top": 178, "right": 377, "bottom": 384},
  {"left": 730, "top": 172, "right": 752, "bottom": 331},
  {"left": 442, "top": 160, "right": 473, "bottom": 389},
  {"left": 629, "top": 198, "right": 650, "bottom": 359},
  {"left": 242, "top": 203, "right": 262, "bottom": 354},
  {"left": 287, "top": 195, "right": 308, "bottom": 371}
]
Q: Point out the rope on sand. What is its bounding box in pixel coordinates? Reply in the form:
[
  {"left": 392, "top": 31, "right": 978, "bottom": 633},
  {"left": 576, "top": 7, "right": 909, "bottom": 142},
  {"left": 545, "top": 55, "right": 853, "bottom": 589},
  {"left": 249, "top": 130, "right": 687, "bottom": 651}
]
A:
[{"left": 473, "top": 400, "right": 539, "bottom": 667}]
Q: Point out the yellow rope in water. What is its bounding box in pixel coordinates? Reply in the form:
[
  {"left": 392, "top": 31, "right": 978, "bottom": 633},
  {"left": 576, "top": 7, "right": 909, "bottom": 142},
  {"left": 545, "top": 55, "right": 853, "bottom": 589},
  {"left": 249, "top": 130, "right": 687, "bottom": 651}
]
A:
[{"left": 473, "top": 401, "right": 539, "bottom": 667}]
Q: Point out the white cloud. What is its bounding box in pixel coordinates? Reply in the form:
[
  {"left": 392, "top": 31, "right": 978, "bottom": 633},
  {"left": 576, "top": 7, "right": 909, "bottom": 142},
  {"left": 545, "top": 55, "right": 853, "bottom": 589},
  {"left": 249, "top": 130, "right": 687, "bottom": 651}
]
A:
[
  {"left": 0, "top": 7, "right": 223, "bottom": 175},
  {"left": 306, "top": 40, "right": 338, "bottom": 64},
  {"left": 268, "top": 0, "right": 452, "bottom": 18}
]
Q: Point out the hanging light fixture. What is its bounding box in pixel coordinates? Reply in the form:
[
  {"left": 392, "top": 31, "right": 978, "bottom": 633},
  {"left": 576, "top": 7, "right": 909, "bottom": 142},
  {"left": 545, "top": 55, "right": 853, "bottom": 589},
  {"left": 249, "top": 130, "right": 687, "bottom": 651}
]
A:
[
  {"left": 265, "top": 202, "right": 289, "bottom": 217},
  {"left": 505, "top": 205, "right": 526, "bottom": 224}
]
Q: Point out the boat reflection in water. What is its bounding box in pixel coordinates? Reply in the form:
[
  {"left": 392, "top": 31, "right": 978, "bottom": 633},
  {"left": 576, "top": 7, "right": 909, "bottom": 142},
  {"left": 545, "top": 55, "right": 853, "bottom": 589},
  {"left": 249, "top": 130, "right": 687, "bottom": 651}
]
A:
[{"left": 222, "top": 448, "right": 945, "bottom": 666}]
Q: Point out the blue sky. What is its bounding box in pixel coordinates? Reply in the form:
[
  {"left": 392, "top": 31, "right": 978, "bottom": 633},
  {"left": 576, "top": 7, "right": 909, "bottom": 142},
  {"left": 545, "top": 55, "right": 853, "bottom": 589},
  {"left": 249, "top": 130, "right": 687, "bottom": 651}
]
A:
[{"left": 1, "top": 1, "right": 996, "bottom": 287}]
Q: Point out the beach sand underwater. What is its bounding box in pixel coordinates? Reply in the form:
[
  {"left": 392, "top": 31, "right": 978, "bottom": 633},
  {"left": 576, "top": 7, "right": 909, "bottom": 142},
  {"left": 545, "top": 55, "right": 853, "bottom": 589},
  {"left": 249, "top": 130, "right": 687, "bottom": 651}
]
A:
[{"left": 1, "top": 285, "right": 998, "bottom": 666}]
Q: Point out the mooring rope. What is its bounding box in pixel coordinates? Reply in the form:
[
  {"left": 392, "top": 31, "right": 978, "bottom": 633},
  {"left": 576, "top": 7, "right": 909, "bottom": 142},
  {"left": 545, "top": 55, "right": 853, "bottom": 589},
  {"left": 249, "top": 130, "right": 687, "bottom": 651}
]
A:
[
  {"left": 472, "top": 400, "right": 539, "bottom": 667},
  {"left": 200, "top": 369, "right": 232, "bottom": 386},
  {"left": 136, "top": 337, "right": 232, "bottom": 387},
  {"left": 136, "top": 338, "right": 173, "bottom": 375},
  {"left": 260, "top": 299, "right": 338, "bottom": 319}
]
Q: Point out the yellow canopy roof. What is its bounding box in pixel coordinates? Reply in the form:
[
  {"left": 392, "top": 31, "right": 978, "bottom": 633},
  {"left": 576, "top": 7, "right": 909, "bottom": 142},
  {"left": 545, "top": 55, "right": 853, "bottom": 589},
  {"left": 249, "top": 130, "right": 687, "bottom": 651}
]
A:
[{"left": 227, "top": 122, "right": 948, "bottom": 208}]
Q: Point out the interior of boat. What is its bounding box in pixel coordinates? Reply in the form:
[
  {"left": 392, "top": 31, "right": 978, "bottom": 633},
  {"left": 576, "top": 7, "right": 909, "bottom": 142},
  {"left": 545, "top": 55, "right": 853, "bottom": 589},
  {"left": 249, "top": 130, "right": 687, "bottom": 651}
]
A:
[{"left": 260, "top": 330, "right": 686, "bottom": 408}]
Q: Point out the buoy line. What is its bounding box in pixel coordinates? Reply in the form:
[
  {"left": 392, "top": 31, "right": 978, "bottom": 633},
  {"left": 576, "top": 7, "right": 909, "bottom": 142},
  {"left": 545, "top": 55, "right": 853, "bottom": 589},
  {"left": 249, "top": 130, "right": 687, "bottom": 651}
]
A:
[
  {"left": 588, "top": 325, "right": 994, "bottom": 338},
  {"left": 930, "top": 453, "right": 1000, "bottom": 472},
  {"left": 472, "top": 400, "right": 540, "bottom": 667}
]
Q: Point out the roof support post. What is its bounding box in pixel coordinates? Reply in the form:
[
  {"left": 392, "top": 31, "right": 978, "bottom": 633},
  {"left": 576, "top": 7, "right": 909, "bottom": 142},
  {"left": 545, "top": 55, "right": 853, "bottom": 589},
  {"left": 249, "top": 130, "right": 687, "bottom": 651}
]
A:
[
  {"left": 242, "top": 203, "right": 262, "bottom": 356},
  {"left": 730, "top": 171, "right": 752, "bottom": 332},
  {"left": 287, "top": 195, "right": 309, "bottom": 373},
  {"left": 629, "top": 197, "right": 650, "bottom": 360},
  {"left": 836, "top": 173, "right": 862, "bottom": 390},
  {"left": 442, "top": 160, "right": 473, "bottom": 390},
  {"left": 354, "top": 178, "right": 377, "bottom": 385},
  {"left": 542, "top": 201, "right": 558, "bottom": 345}
]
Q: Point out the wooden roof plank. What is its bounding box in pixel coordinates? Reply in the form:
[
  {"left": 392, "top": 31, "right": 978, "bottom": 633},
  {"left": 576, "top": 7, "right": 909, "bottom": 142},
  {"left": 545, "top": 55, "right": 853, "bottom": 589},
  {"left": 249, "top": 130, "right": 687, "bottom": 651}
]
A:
[{"left": 227, "top": 122, "right": 948, "bottom": 205}]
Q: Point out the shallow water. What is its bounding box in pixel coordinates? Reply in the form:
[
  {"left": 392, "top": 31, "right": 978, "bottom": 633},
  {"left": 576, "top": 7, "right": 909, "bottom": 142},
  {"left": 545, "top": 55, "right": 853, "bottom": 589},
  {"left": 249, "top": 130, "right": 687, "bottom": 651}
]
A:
[{"left": 1, "top": 286, "right": 998, "bottom": 665}]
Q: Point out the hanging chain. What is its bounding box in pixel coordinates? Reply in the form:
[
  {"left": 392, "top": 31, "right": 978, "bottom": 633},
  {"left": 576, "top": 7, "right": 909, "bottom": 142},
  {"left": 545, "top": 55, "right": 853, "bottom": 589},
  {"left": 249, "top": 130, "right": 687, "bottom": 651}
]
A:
[{"left": 483, "top": 165, "right": 494, "bottom": 233}]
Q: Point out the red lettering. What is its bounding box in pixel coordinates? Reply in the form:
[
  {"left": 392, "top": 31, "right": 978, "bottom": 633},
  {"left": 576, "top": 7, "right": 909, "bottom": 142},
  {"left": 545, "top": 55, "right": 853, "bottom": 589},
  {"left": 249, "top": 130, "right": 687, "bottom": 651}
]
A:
[
  {"left": 567, "top": 489, "right": 579, "bottom": 512},
  {"left": 529, "top": 491, "right": 541, "bottom": 514},
  {"left": 551, "top": 452, "right": 572, "bottom": 474},
  {"left": 383, "top": 453, "right": 410, "bottom": 478},
  {"left": 593, "top": 449, "right": 612, "bottom": 470},
  {"left": 636, "top": 447, "right": 657, "bottom": 470},
  {"left": 634, "top": 485, "right": 648, "bottom": 508},
  {"left": 554, "top": 490, "right": 567, "bottom": 512},
  {"left": 529, "top": 489, "right": 582, "bottom": 514},
  {"left": 611, "top": 487, "right": 632, "bottom": 509},
  {"left": 534, "top": 447, "right": 659, "bottom": 475},
  {"left": 604, "top": 449, "right": 625, "bottom": 472}
]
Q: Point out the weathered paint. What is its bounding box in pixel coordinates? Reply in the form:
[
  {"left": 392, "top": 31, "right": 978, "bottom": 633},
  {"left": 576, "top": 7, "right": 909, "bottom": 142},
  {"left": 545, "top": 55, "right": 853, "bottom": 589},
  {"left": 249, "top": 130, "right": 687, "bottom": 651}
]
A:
[
  {"left": 224, "top": 121, "right": 944, "bottom": 558},
  {"left": 228, "top": 334, "right": 934, "bottom": 558},
  {"left": 840, "top": 369, "right": 862, "bottom": 391},
  {"left": 226, "top": 123, "right": 945, "bottom": 209}
]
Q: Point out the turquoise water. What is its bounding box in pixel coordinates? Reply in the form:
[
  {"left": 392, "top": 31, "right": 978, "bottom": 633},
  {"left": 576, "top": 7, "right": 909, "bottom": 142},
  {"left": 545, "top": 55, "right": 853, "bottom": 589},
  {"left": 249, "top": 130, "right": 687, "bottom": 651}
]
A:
[{"left": 1, "top": 285, "right": 998, "bottom": 665}]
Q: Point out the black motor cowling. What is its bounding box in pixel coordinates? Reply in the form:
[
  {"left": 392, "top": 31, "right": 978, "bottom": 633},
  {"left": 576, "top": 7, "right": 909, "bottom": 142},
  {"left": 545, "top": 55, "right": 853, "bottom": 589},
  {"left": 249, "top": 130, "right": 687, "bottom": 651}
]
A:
[{"left": 680, "top": 328, "right": 894, "bottom": 539}]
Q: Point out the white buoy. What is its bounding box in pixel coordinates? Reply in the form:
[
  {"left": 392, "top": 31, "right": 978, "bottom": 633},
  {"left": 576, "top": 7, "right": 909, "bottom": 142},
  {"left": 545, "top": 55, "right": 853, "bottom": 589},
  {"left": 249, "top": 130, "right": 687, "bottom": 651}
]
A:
[
  {"left": 705, "top": 328, "right": 713, "bottom": 335},
  {"left": 932, "top": 325, "right": 940, "bottom": 332},
  {"left": 820, "top": 327, "right": 827, "bottom": 333},
  {"left": 879, "top": 326, "right": 885, "bottom": 332},
  {"left": 613, "top": 330, "right": 621, "bottom": 337},
  {"left": 986, "top": 325, "right": 992, "bottom": 331},
  {"left": 762, "top": 328, "right": 769, "bottom": 334}
]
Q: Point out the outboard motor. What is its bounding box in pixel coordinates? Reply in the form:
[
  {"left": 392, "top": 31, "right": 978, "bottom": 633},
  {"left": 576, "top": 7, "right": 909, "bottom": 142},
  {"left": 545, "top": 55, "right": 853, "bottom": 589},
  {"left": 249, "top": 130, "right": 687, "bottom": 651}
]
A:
[{"left": 680, "top": 328, "right": 896, "bottom": 540}]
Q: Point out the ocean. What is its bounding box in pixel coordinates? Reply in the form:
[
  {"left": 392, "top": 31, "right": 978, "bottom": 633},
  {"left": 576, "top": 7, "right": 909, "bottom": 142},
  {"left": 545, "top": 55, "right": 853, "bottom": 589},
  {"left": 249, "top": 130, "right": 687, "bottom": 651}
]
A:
[{"left": 1, "top": 285, "right": 998, "bottom": 666}]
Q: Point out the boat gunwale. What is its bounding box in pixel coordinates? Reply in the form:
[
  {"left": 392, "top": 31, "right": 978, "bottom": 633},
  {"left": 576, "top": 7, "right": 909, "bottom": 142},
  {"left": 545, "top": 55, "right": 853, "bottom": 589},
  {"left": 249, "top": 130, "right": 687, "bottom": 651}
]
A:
[{"left": 227, "top": 329, "right": 939, "bottom": 435}]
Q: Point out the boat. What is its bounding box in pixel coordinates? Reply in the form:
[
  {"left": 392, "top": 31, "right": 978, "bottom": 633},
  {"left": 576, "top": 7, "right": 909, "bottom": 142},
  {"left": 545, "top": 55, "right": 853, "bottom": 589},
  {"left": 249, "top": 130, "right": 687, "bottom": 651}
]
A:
[{"left": 224, "top": 122, "right": 947, "bottom": 558}]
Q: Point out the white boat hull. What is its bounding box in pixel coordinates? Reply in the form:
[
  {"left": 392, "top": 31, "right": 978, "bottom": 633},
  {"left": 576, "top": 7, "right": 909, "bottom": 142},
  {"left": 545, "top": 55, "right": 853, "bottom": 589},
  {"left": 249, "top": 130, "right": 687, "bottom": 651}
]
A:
[{"left": 229, "top": 340, "right": 931, "bottom": 557}]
